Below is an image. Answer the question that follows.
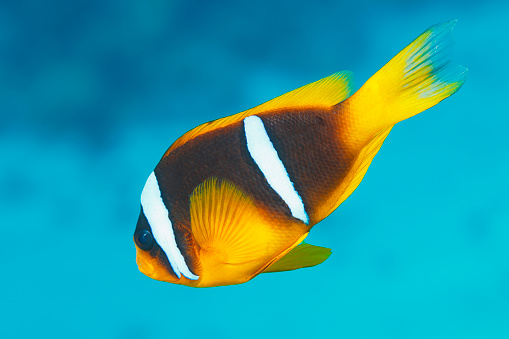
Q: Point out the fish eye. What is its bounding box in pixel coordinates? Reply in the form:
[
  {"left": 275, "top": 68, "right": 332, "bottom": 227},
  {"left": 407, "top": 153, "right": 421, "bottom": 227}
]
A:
[{"left": 135, "top": 230, "right": 154, "bottom": 251}]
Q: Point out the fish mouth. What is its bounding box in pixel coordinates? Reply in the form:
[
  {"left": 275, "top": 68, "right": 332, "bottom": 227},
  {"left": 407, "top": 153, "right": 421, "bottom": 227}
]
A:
[
  {"left": 134, "top": 244, "right": 183, "bottom": 283},
  {"left": 135, "top": 246, "right": 156, "bottom": 277}
]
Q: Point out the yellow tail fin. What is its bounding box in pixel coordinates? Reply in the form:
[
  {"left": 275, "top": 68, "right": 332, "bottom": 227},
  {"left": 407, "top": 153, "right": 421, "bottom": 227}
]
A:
[{"left": 341, "top": 20, "right": 467, "bottom": 141}]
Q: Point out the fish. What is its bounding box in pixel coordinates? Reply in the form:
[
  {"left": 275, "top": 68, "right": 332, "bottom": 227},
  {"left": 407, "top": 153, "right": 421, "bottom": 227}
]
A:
[{"left": 133, "top": 21, "right": 467, "bottom": 287}]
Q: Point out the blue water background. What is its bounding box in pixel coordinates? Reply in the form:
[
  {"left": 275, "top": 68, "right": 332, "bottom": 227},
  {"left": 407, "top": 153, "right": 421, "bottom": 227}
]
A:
[{"left": 2, "top": 1, "right": 508, "bottom": 338}]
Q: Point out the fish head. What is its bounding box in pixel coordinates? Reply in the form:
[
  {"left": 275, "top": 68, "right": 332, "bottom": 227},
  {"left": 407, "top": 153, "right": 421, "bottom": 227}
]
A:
[
  {"left": 132, "top": 207, "right": 263, "bottom": 287},
  {"left": 133, "top": 210, "right": 199, "bottom": 286}
]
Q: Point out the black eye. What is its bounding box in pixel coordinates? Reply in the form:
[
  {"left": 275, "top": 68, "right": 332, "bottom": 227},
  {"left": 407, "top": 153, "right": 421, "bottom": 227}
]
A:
[{"left": 135, "top": 230, "right": 154, "bottom": 251}]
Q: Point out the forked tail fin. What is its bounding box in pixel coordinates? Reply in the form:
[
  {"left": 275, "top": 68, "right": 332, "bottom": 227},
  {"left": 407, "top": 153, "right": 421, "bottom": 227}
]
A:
[
  {"left": 316, "top": 21, "right": 467, "bottom": 220},
  {"left": 340, "top": 20, "right": 468, "bottom": 143}
]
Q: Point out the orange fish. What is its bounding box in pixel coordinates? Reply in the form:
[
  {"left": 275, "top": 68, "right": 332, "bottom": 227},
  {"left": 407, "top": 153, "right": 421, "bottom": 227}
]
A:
[{"left": 134, "top": 21, "right": 467, "bottom": 287}]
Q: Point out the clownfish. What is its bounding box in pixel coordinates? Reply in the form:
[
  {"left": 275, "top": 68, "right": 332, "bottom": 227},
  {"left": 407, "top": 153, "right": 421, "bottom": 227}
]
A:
[{"left": 134, "top": 21, "right": 467, "bottom": 287}]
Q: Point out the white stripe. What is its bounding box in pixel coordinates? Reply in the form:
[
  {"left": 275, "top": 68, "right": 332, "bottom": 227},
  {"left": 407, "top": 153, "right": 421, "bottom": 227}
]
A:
[
  {"left": 141, "top": 172, "right": 199, "bottom": 280},
  {"left": 244, "top": 115, "right": 309, "bottom": 224}
]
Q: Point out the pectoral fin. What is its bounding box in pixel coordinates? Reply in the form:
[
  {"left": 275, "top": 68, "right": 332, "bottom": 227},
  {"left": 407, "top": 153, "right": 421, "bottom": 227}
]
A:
[
  {"left": 190, "top": 177, "right": 317, "bottom": 286},
  {"left": 261, "top": 243, "right": 332, "bottom": 273},
  {"left": 190, "top": 177, "right": 273, "bottom": 265}
]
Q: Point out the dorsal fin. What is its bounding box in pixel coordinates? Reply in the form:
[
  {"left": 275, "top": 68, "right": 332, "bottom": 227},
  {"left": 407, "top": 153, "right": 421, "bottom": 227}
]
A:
[
  {"left": 164, "top": 71, "right": 353, "bottom": 156},
  {"left": 247, "top": 70, "right": 353, "bottom": 113}
]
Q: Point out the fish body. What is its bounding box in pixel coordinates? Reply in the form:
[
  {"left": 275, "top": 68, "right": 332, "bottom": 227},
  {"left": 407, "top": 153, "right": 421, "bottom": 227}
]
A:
[{"left": 134, "top": 21, "right": 467, "bottom": 287}]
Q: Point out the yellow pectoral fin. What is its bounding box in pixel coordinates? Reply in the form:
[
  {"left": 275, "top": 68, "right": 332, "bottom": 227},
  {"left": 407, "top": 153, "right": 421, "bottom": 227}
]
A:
[
  {"left": 165, "top": 71, "right": 353, "bottom": 155},
  {"left": 332, "top": 126, "right": 393, "bottom": 210},
  {"left": 191, "top": 177, "right": 304, "bottom": 286},
  {"left": 190, "top": 178, "right": 272, "bottom": 265},
  {"left": 262, "top": 243, "right": 332, "bottom": 273}
]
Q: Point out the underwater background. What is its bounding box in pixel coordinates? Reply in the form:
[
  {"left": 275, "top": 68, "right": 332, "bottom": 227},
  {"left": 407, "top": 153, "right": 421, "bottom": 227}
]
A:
[{"left": 2, "top": 0, "right": 509, "bottom": 338}]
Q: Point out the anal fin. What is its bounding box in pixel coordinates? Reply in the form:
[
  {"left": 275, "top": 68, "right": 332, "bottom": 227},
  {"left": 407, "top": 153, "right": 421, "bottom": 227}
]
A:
[
  {"left": 333, "top": 126, "right": 393, "bottom": 209},
  {"left": 316, "top": 125, "right": 393, "bottom": 221},
  {"left": 262, "top": 243, "right": 332, "bottom": 273}
]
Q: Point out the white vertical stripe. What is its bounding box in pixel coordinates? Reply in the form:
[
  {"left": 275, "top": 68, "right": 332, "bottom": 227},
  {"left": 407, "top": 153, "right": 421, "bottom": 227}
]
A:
[
  {"left": 141, "top": 172, "right": 199, "bottom": 280},
  {"left": 244, "top": 115, "right": 309, "bottom": 224}
]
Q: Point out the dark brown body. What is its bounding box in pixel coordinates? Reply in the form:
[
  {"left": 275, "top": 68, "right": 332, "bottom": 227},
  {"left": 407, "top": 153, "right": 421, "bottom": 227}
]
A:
[
  {"left": 135, "top": 106, "right": 358, "bottom": 284},
  {"left": 157, "top": 107, "right": 355, "bottom": 228}
]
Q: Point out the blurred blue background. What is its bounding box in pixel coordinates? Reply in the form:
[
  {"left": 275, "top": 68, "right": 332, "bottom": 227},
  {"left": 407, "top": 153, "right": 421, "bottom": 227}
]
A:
[{"left": 1, "top": 0, "right": 508, "bottom": 338}]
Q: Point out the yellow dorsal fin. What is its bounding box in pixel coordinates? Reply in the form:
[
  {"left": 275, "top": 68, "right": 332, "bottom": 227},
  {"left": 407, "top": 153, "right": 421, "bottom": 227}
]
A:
[
  {"left": 261, "top": 242, "right": 332, "bottom": 273},
  {"left": 318, "top": 126, "right": 393, "bottom": 220},
  {"left": 190, "top": 177, "right": 273, "bottom": 266},
  {"left": 165, "top": 71, "right": 353, "bottom": 155},
  {"left": 247, "top": 70, "right": 353, "bottom": 113}
]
